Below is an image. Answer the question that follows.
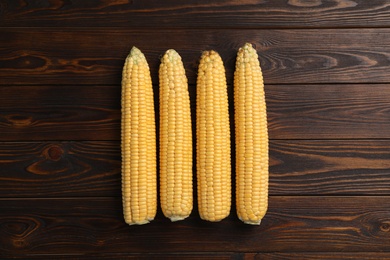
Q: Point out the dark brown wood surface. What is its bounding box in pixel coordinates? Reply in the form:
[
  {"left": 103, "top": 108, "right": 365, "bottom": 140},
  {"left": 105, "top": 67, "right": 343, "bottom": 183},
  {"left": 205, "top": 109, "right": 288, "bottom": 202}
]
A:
[
  {"left": 2, "top": 84, "right": 390, "bottom": 140},
  {"left": 1, "top": 0, "right": 390, "bottom": 259},
  {"left": 1, "top": 140, "right": 390, "bottom": 198},
  {"left": 1, "top": 0, "right": 390, "bottom": 28},
  {"left": 1, "top": 197, "right": 390, "bottom": 254},
  {"left": 1, "top": 29, "right": 389, "bottom": 85}
]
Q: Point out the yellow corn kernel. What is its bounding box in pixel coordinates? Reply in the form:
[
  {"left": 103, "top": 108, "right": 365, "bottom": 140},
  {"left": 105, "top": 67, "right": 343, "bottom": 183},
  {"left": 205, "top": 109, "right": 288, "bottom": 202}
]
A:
[
  {"left": 234, "top": 43, "right": 268, "bottom": 225},
  {"left": 196, "top": 50, "right": 231, "bottom": 222},
  {"left": 121, "top": 46, "right": 157, "bottom": 225},
  {"left": 159, "top": 49, "right": 193, "bottom": 221}
]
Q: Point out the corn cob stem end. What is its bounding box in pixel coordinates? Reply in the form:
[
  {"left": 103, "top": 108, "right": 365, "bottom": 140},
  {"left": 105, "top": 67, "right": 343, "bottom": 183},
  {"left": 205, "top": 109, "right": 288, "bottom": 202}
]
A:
[
  {"left": 240, "top": 218, "right": 262, "bottom": 225},
  {"left": 200, "top": 213, "right": 230, "bottom": 222},
  {"left": 169, "top": 215, "right": 189, "bottom": 222},
  {"left": 125, "top": 217, "right": 154, "bottom": 226}
]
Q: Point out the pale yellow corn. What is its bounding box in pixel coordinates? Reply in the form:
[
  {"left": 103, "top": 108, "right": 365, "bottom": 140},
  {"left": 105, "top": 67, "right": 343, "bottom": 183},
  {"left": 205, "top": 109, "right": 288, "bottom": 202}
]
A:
[
  {"left": 121, "top": 46, "right": 157, "bottom": 225},
  {"left": 196, "top": 50, "right": 231, "bottom": 222},
  {"left": 159, "top": 49, "right": 193, "bottom": 221},
  {"left": 234, "top": 43, "right": 268, "bottom": 225}
]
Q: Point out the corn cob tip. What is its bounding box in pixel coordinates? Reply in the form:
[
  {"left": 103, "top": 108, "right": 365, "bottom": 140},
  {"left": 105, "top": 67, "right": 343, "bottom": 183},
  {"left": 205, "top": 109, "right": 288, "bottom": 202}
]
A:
[
  {"left": 165, "top": 49, "right": 181, "bottom": 59},
  {"left": 242, "top": 42, "right": 254, "bottom": 49},
  {"left": 130, "top": 46, "right": 141, "bottom": 55},
  {"left": 239, "top": 43, "right": 257, "bottom": 54},
  {"left": 239, "top": 42, "right": 255, "bottom": 51},
  {"left": 127, "top": 46, "right": 147, "bottom": 64},
  {"left": 236, "top": 43, "right": 260, "bottom": 66},
  {"left": 199, "top": 50, "right": 224, "bottom": 73},
  {"left": 161, "top": 49, "right": 184, "bottom": 67},
  {"left": 200, "top": 50, "right": 222, "bottom": 62}
]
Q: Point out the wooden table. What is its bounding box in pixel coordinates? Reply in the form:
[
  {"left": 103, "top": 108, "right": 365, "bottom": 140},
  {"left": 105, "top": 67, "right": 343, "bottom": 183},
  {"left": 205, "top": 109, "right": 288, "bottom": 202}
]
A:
[{"left": 1, "top": 1, "right": 390, "bottom": 259}]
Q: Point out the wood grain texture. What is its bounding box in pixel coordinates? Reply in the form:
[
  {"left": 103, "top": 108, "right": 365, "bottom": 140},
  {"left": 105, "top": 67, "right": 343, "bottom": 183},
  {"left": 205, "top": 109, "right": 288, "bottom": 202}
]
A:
[
  {"left": 3, "top": 84, "right": 390, "bottom": 141},
  {"left": 1, "top": 196, "right": 389, "bottom": 255},
  {"left": 250, "top": 252, "right": 390, "bottom": 260},
  {"left": 1, "top": 0, "right": 390, "bottom": 28},
  {"left": 5, "top": 252, "right": 390, "bottom": 259},
  {"left": 0, "top": 141, "right": 120, "bottom": 198},
  {"left": 1, "top": 29, "right": 389, "bottom": 85},
  {"left": 0, "top": 85, "right": 120, "bottom": 141},
  {"left": 5, "top": 253, "right": 237, "bottom": 259},
  {"left": 270, "top": 140, "right": 390, "bottom": 195},
  {"left": 267, "top": 84, "right": 390, "bottom": 139},
  {"left": 2, "top": 140, "right": 390, "bottom": 198},
  {"left": 1, "top": 0, "right": 389, "bottom": 257}
]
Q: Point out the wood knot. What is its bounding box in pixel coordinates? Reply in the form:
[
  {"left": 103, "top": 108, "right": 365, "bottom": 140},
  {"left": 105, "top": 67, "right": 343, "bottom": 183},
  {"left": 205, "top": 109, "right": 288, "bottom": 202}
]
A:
[
  {"left": 46, "top": 145, "right": 64, "bottom": 161},
  {"left": 26, "top": 144, "right": 69, "bottom": 175},
  {"left": 4, "top": 114, "right": 33, "bottom": 127},
  {"left": 12, "top": 238, "right": 27, "bottom": 248},
  {"left": 380, "top": 222, "right": 390, "bottom": 232},
  {"left": 287, "top": 0, "right": 322, "bottom": 7}
]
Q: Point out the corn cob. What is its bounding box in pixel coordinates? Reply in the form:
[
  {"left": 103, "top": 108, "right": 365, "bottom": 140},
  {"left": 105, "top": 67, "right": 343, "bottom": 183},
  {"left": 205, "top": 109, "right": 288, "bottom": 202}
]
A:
[
  {"left": 234, "top": 43, "right": 268, "bottom": 225},
  {"left": 159, "top": 49, "right": 193, "bottom": 221},
  {"left": 121, "top": 46, "right": 157, "bottom": 225},
  {"left": 196, "top": 50, "right": 231, "bottom": 222}
]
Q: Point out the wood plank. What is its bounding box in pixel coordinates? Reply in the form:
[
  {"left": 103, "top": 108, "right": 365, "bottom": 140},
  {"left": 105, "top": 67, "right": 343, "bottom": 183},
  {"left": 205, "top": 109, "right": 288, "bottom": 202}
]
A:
[
  {"left": 1, "top": 196, "right": 389, "bottom": 255},
  {"left": 267, "top": 84, "right": 390, "bottom": 139},
  {"left": 250, "top": 252, "right": 390, "bottom": 260},
  {"left": 1, "top": 140, "right": 390, "bottom": 198},
  {"left": 1, "top": 1, "right": 390, "bottom": 28},
  {"left": 270, "top": 140, "right": 390, "bottom": 195},
  {"left": 1, "top": 29, "right": 389, "bottom": 85},
  {"left": 0, "top": 141, "right": 120, "bottom": 198},
  {"left": 2, "top": 84, "right": 390, "bottom": 141},
  {"left": 0, "top": 85, "right": 120, "bottom": 141},
  {"left": 6, "top": 253, "right": 390, "bottom": 260},
  {"left": 4, "top": 253, "right": 236, "bottom": 259}
]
